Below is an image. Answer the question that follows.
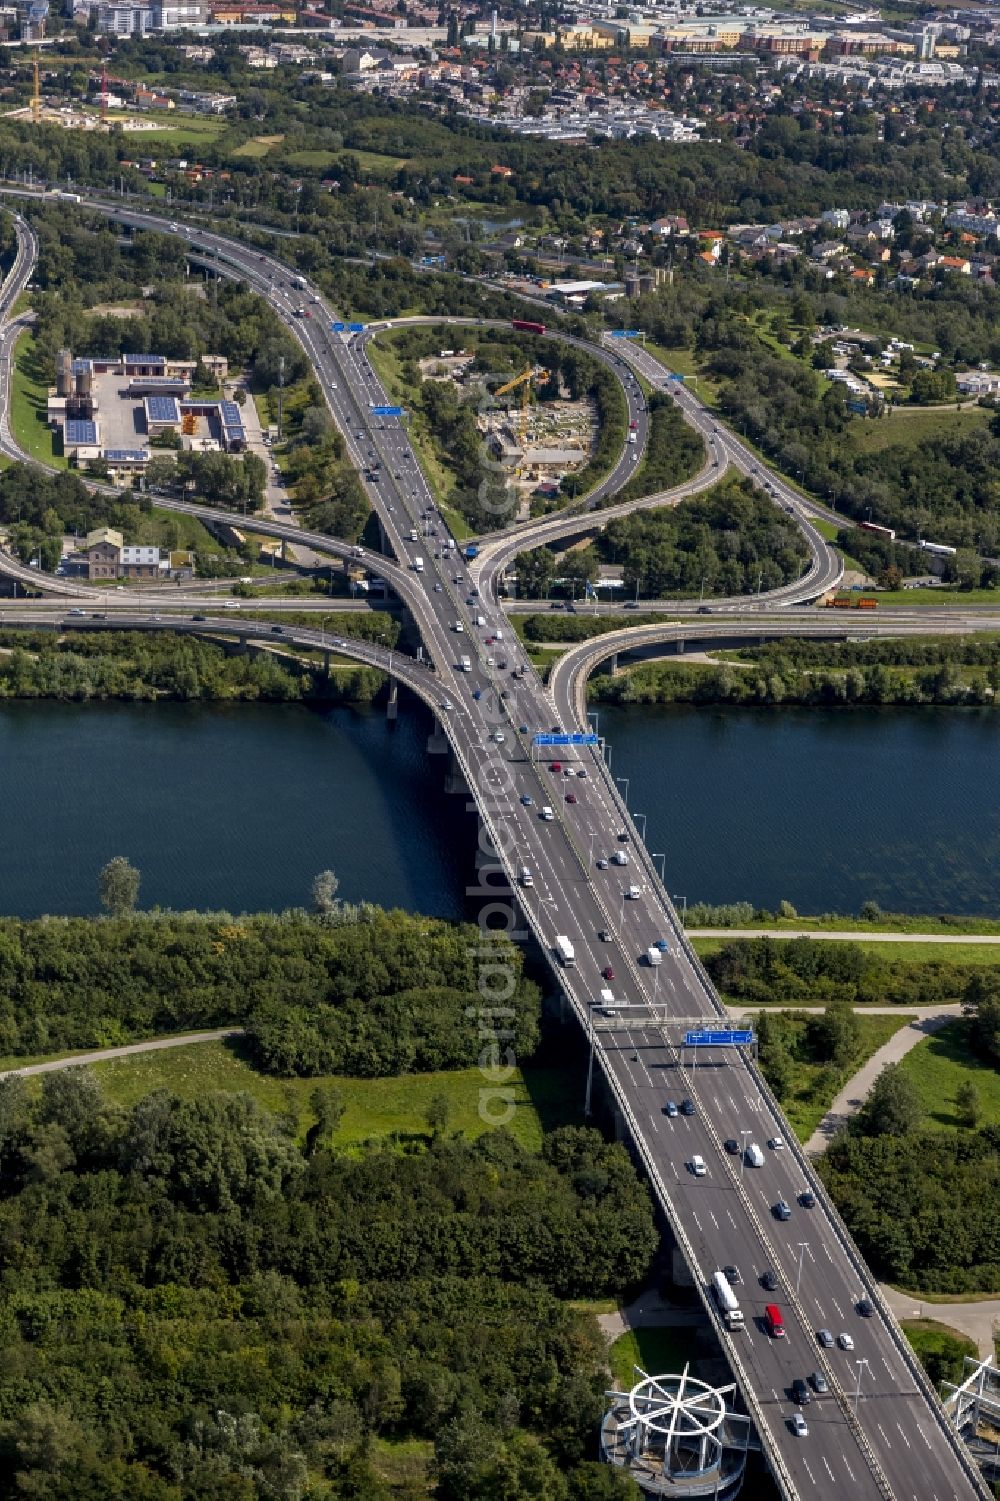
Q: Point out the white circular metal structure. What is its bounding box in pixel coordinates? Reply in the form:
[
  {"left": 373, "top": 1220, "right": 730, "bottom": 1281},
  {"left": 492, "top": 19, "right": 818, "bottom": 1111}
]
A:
[{"left": 602, "top": 1364, "right": 749, "bottom": 1499}]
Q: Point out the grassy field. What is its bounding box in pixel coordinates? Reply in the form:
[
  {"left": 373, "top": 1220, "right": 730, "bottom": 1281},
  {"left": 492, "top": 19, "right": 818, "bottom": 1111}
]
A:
[
  {"left": 866, "top": 587, "right": 1000, "bottom": 606},
  {"left": 282, "top": 149, "right": 337, "bottom": 170},
  {"left": 780, "top": 1014, "right": 908, "bottom": 1141},
  {"left": 91, "top": 1039, "right": 579, "bottom": 1152},
  {"left": 231, "top": 134, "right": 284, "bottom": 159},
  {"left": 899, "top": 1020, "right": 1000, "bottom": 1131},
  {"left": 691, "top": 936, "right": 1000, "bottom": 967},
  {"left": 350, "top": 148, "right": 413, "bottom": 174},
  {"left": 850, "top": 404, "right": 993, "bottom": 456},
  {"left": 121, "top": 116, "right": 229, "bottom": 153},
  {"left": 900, "top": 1319, "right": 978, "bottom": 1385},
  {"left": 368, "top": 1437, "right": 433, "bottom": 1495},
  {"left": 608, "top": 1326, "right": 705, "bottom": 1387},
  {"left": 10, "top": 331, "right": 64, "bottom": 468}
]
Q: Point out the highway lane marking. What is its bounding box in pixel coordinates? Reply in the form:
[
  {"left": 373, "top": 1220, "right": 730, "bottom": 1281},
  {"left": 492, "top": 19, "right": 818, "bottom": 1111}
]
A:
[
  {"left": 691, "top": 1212, "right": 703, "bottom": 1233},
  {"left": 831, "top": 1300, "right": 844, "bottom": 1320},
  {"left": 648, "top": 1115, "right": 660, "bottom": 1134},
  {"left": 822, "top": 1244, "right": 835, "bottom": 1263},
  {"left": 821, "top": 1457, "right": 835, "bottom": 1482},
  {"left": 708, "top": 1210, "right": 718, "bottom": 1229},
  {"left": 726, "top": 1209, "right": 737, "bottom": 1229},
  {"left": 842, "top": 1457, "right": 855, "bottom": 1483},
  {"left": 801, "top": 1459, "right": 816, "bottom": 1484},
  {"left": 876, "top": 1420, "right": 892, "bottom": 1448},
  {"left": 914, "top": 1420, "right": 933, "bottom": 1451},
  {"left": 895, "top": 1421, "right": 911, "bottom": 1449}
]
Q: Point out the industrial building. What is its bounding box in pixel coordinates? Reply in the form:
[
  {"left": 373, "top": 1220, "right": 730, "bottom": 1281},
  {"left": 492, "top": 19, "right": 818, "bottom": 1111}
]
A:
[{"left": 47, "top": 349, "right": 247, "bottom": 479}]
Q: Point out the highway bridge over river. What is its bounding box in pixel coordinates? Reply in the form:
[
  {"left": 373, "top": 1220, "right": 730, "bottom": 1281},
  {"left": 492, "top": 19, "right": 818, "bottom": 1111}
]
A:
[{"left": 0, "top": 193, "right": 992, "bottom": 1501}]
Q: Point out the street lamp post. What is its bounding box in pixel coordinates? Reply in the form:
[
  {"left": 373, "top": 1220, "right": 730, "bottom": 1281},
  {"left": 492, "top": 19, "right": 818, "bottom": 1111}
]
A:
[
  {"left": 652, "top": 852, "right": 666, "bottom": 882},
  {"left": 739, "top": 1129, "right": 751, "bottom": 1181},
  {"left": 796, "top": 1242, "right": 810, "bottom": 1295},
  {"left": 673, "top": 893, "right": 687, "bottom": 919},
  {"left": 616, "top": 776, "right": 629, "bottom": 808}
]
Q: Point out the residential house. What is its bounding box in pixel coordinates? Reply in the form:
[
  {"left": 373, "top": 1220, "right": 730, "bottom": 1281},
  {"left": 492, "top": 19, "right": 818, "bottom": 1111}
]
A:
[{"left": 84, "top": 527, "right": 123, "bottom": 580}]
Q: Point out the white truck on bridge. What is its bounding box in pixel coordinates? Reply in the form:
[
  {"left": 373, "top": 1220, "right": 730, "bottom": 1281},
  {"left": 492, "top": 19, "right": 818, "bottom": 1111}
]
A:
[
  {"left": 711, "top": 1270, "right": 744, "bottom": 1331},
  {"left": 554, "top": 935, "right": 575, "bottom": 966}
]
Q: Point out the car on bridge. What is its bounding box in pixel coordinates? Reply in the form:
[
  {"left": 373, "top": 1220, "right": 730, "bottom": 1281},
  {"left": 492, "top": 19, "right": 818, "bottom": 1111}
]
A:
[
  {"left": 664, "top": 1101, "right": 678, "bottom": 1118},
  {"left": 838, "top": 1332, "right": 854, "bottom": 1351},
  {"left": 817, "top": 1329, "right": 834, "bottom": 1349},
  {"left": 774, "top": 1200, "right": 792, "bottom": 1221},
  {"left": 791, "top": 1412, "right": 808, "bottom": 1438},
  {"left": 680, "top": 1098, "right": 695, "bottom": 1116},
  {"left": 520, "top": 794, "right": 533, "bottom": 806}
]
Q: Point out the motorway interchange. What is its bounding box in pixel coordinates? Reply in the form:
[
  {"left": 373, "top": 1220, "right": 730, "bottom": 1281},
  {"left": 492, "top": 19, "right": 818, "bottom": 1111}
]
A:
[{"left": 0, "top": 195, "right": 994, "bottom": 1501}]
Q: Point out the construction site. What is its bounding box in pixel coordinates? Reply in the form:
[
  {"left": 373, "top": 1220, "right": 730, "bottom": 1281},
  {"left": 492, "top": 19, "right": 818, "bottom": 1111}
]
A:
[
  {"left": 419, "top": 350, "right": 598, "bottom": 521},
  {"left": 5, "top": 58, "right": 157, "bottom": 132}
]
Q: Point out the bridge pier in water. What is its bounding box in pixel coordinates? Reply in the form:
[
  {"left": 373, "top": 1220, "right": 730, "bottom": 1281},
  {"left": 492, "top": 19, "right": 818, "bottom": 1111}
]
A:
[
  {"left": 426, "top": 717, "right": 449, "bottom": 756},
  {"left": 386, "top": 679, "right": 398, "bottom": 722}
]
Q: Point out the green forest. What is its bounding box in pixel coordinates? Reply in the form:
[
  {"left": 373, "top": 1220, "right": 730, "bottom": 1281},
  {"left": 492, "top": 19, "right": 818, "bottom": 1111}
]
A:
[
  {"left": 0, "top": 900, "right": 653, "bottom": 1497},
  {"left": 0, "top": 627, "right": 395, "bottom": 704},
  {"left": 517, "top": 479, "right": 809, "bottom": 601},
  {"left": 590, "top": 633, "right": 1000, "bottom": 708},
  {"left": 0, "top": 1067, "right": 652, "bottom": 1498},
  {"left": 706, "top": 936, "right": 990, "bottom": 1011}
]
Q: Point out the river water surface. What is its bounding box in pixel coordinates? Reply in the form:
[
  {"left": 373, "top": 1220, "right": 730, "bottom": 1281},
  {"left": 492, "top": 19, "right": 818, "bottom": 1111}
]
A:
[{"left": 1, "top": 699, "right": 997, "bottom": 919}]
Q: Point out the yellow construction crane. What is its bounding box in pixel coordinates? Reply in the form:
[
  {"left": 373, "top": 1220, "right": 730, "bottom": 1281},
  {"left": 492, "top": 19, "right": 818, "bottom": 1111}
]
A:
[
  {"left": 31, "top": 53, "right": 41, "bottom": 125},
  {"left": 495, "top": 365, "right": 548, "bottom": 410}
]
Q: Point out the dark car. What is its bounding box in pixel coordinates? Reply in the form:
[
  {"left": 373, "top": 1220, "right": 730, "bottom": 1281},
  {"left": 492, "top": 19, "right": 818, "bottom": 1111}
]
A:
[
  {"left": 774, "top": 1200, "right": 792, "bottom": 1222},
  {"left": 723, "top": 1264, "right": 742, "bottom": 1286},
  {"left": 270, "top": 625, "right": 283, "bottom": 634},
  {"left": 810, "top": 1371, "right": 829, "bottom": 1395},
  {"left": 192, "top": 613, "right": 207, "bottom": 621},
  {"left": 761, "top": 1270, "right": 779, "bottom": 1292},
  {"left": 800, "top": 1190, "right": 816, "bottom": 1208},
  {"left": 602, "top": 966, "right": 614, "bottom": 981},
  {"left": 724, "top": 1139, "right": 740, "bottom": 1155},
  {"left": 617, "top": 830, "right": 630, "bottom": 843},
  {"left": 598, "top": 930, "right": 612, "bottom": 942},
  {"left": 791, "top": 1379, "right": 811, "bottom": 1407},
  {"left": 566, "top": 792, "right": 577, "bottom": 804},
  {"left": 857, "top": 1298, "right": 874, "bottom": 1318},
  {"left": 680, "top": 1098, "right": 695, "bottom": 1117}
]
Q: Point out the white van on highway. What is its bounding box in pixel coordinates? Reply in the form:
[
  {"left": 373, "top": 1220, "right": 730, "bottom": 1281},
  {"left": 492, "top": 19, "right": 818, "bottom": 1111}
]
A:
[{"left": 746, "top": 1142, "right": 765, "bottom": 1169}]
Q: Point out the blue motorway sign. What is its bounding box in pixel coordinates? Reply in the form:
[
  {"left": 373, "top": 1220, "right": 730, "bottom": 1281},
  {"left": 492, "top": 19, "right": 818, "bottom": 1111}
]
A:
[
  {"left": 371, "top": 405, "right": 403, "bottom": 417},
  {"left": 684, "top": 1030, "right": 754, "bottom": 1048},
  {"left": 348, "top": 322, "right": 365, "bottom": 332},
  {"left": 332, "top": 321, "right": 346, "bottom": 332},
  {"left": 610, "top": 329, "right": 642, "bottom": 339},
  {"left": 533, "top": 732, "right": 599, "bottom": 747},
  {"left": 668, "top": 372, "right": 685, "bottom": 382}
]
